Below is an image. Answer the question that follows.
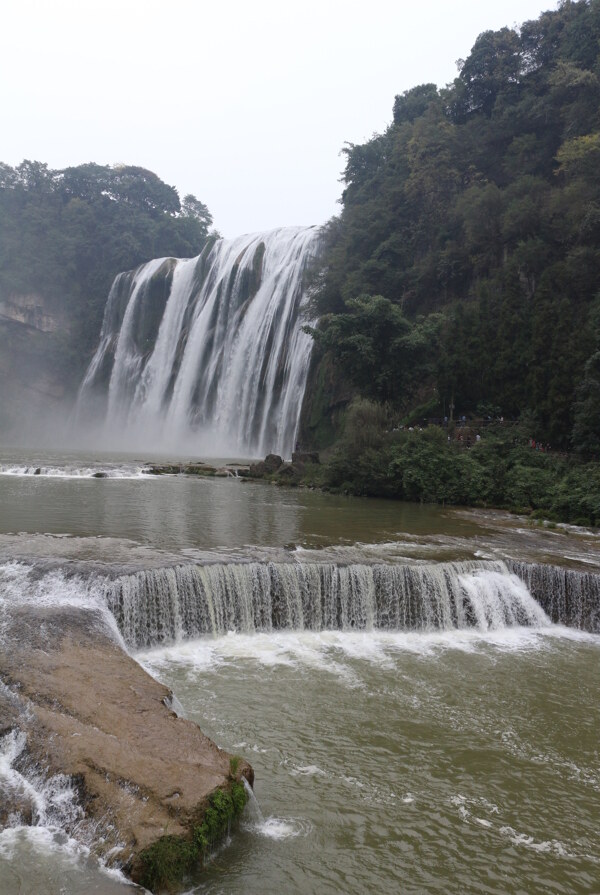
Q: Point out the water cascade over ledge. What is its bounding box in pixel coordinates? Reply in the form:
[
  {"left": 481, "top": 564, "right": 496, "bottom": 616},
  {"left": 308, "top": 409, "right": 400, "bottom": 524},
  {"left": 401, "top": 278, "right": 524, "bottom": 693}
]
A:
[
  {"left": 99, "top": 559, "right": 600, "bottom": 650},
  {"left": 74, "top": 226, "right": 321, "bottom": 457}
]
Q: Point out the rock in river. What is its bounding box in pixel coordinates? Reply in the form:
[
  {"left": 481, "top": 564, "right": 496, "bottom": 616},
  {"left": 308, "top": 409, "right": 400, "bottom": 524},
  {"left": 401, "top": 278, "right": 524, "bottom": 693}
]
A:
[{"left": 0, "top": 599, "right": 253, "bottom": 892}]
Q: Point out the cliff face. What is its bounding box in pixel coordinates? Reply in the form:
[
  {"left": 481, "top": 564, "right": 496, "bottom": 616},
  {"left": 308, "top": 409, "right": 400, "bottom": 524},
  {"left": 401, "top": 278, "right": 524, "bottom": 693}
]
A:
[
  {"left": 0, "top": 599, "right": 252, "bottom": 891},
  {"left": 0, "top": 292, "right": 72, "bottom": 434},
  {"left": 0, "top": 293, "right": 67, "bottom": 333},
  {"left": 297, "top": 350, "right": 354, "bottom": 452}
]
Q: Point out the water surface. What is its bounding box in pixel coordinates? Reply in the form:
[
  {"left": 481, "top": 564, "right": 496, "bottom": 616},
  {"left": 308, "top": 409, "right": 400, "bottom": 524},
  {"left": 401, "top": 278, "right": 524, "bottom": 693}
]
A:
[
  {"left": 0, "top": 449, "right": 598, "bottom": 571},
  {"left": 1, "top": 447, "right": 599, "bottom": 895},
  {"left": 139, "top": 628, "right": 600, "bottom": 895}
]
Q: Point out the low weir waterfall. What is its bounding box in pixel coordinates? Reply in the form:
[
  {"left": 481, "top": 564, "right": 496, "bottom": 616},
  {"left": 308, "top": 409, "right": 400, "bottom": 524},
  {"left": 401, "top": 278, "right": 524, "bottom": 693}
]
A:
[
  {"left": 101, "top": 559, "right": 600, "bottom": 650},
  {"left": 75, "top": 226, "right": 321, "bottom": 457}
]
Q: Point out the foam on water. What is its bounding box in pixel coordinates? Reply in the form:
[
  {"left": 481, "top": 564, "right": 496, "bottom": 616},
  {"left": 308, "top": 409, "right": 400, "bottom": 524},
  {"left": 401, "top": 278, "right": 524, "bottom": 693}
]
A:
[
  {"left": 241, "top": 779, "right": 307, "bottom": 841},
  {"left": 0, "top": 463, "right": 150, "bottom": 479},
  {"left": 138, "top": 625, "right": 599, "bottom": 694},
  {"left": 449, "top": 791, "right": 597, "bottom": 861},
  {"left": 0, "top": 729, "right": 83, "bottom": 837},
  {"left": 0, "top": 561, "right": 107, "bottom": 613}
]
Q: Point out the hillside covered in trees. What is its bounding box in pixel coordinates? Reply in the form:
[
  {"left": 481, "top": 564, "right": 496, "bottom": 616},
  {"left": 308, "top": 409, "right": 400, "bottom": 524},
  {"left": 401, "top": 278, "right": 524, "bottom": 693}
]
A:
[
  {"left": 305, "top": 0, "right": 600, "bottom": 458},
  {"left": 0, "top": 161, "right": 212, "bottom": 427}
]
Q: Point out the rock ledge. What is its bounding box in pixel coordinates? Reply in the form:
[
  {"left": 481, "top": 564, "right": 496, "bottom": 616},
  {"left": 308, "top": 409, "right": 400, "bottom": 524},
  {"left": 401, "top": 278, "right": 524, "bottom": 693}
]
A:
[{"left": 0, "top": 602, "right": 252, "bottom": 892}]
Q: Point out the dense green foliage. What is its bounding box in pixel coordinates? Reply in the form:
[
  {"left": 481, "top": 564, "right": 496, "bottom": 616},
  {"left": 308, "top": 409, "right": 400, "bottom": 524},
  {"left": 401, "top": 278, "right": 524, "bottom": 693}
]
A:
[
  {"left": 298, "top": 399, "right": 600, "bottom": 526},
  {"left": 309, "top": 0, "right": 600, "bottom": 453},
  {"left": 0, "top": 160, "right": 212, "bottom": 383}
]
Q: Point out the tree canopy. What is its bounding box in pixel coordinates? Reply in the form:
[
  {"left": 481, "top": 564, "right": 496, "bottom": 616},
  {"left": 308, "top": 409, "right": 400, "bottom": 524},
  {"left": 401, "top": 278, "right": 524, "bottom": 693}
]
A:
[
  {"left": 0, "top": 160, "right": 213, "bottom": 379},
  {"left": 309, "top": 0, "right": 600, "bottom": 450}
]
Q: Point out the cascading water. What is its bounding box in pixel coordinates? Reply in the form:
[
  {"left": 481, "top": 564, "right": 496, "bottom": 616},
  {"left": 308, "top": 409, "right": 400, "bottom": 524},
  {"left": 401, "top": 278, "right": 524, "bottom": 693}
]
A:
[
  {"left": 507, "top": 560, "right": 600, "bottom": 631},
  {"left": 0, "top": 729, "right": 82, "bottom": 832},
  {"left": 74, "top": 226, "right": 321, "bottom": 457},
  {"left": 103, "top": 560, "right": 555, "bottom": 649}
]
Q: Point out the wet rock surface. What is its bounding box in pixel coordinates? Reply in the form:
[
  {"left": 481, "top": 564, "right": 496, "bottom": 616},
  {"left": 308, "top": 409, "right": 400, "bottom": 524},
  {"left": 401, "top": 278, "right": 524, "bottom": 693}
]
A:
[
  {"left": 0, "top": 602, "right": 252, "bottom": 889},
  {"left": 144, "top": 461, "right": 247, "bottom": 478},
  {"left": 247, "top": 452, "right": 320, "bottom": 485}
]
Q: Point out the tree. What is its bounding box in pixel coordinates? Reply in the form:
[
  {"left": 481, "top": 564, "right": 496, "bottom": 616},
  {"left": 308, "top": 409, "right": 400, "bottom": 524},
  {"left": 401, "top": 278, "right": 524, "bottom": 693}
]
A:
[
  {"left": 181, "top": 193, "right": 212, "bottom": 229},
  {"left": 393, "top": 84, "right": 438, "bottom": 125},
  {"left": 457, "top": 28, "right": 522, "bottom": 117},
  {"left": 305, "top": 295, "right": 439, "bottom": 407}
]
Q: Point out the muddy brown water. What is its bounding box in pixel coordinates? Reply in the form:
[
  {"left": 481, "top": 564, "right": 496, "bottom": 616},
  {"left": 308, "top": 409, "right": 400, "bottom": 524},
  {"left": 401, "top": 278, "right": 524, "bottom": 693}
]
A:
[{"left": 0, "top": 449, "right": 599, "bottom": 895}]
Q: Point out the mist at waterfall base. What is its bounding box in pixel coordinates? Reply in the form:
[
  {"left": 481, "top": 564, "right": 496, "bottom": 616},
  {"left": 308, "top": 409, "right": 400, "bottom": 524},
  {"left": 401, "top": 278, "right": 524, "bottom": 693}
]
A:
[{"left": 68, "top": 226, "right": 320, "bottom": 459}]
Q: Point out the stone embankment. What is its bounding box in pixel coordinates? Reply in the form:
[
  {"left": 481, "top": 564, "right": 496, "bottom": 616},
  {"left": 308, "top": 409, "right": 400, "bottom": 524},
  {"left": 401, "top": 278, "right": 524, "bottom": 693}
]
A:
[{"left": 0, "top": 601, "right": 252, "bottom": 892}]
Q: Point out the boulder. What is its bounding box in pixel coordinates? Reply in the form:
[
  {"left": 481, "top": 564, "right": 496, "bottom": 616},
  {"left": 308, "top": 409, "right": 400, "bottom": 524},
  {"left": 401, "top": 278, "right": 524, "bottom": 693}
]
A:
[
  {"left": 276, "top": 463, "right": 301, "bottom": 482},
  {"left": 183, "top": 464, "right": 217, "bottom": 476},
  {"left": 264, "top": 454, "right": 284, "bottom": 472},
  {"left": 248, "top": 454, "right": 284, "bottom": 478}
]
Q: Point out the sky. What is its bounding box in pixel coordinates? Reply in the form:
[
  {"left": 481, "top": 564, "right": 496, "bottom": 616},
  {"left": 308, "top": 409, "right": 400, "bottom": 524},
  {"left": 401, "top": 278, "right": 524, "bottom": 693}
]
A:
[{"left": 2, "top": 0, "right": 556, "bottom": 238}]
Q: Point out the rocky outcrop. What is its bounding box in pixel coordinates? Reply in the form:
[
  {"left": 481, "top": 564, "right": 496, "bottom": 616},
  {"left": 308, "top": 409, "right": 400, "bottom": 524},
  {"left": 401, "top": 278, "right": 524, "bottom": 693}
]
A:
[
  {"left": 248, "top": 453, "right": 284, "bottom": 477},
  {"left": 246, "top": 452, "right": 320, "bottom": 485},
  {"left": 144, "top": 462, "right": 247, "bottom": 478},
  {"left": 0, "top": 293, "right": 71, "bottom": 431},
  {"left": 0, "top": 293, "right": 69, "bottom": 334},
  {"left": 0, "top": 601, "right": 252, "bottom": 892},
  {"left": 297, "top": 349, "right": 354, "bottom": 451}
]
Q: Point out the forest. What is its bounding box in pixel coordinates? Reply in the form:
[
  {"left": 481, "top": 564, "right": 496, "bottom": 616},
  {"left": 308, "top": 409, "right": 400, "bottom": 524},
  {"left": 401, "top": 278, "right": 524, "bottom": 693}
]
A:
[
  {"left": 305, "top": 0, "right": 600, "bottom": 458},
  {"left": 294, "top": 0, "right": 600, "bottom": 524}
]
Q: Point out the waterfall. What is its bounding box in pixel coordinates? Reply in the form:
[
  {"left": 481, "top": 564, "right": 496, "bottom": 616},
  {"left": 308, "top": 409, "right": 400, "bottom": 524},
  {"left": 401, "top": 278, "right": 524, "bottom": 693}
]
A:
[
  {"left": 74, "top": 226, "right": 321, "bottom": 457},
  {"left": 507, "top": 561, "right": 600, "bottom": 632},
  {"left": 104, "top": 560, "right": 558, "bottom": 649}
]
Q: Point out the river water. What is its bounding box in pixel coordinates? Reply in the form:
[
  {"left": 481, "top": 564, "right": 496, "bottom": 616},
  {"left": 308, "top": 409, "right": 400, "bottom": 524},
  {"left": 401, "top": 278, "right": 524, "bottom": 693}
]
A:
[{"left": 0, "top": 450, "right": 599, "bottom": 895}]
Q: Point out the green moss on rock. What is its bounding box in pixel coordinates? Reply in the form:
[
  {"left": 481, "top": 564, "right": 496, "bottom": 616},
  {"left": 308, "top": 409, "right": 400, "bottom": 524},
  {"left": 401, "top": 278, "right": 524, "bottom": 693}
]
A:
[{"left": 137, "top": 781, "right": 248, "bottom": 893}]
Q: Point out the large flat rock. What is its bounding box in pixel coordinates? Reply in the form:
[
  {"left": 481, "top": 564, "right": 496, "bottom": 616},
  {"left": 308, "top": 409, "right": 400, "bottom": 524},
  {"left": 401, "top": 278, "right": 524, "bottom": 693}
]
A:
[{"left": 0, "top": 602, "right": 253, "bottom": 890}]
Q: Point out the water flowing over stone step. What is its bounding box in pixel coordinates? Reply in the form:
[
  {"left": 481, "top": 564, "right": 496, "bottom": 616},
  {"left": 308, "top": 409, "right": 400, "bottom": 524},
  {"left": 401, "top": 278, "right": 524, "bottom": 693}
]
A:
[
  {"left": 104, "top": 559, "right": 581, "bottom": 650},
  {"left": 507, "top": 560, "right": 600, "bottom": 632},
  {"left": 74, "top": 226, "right": 321, "bottom": 457}
]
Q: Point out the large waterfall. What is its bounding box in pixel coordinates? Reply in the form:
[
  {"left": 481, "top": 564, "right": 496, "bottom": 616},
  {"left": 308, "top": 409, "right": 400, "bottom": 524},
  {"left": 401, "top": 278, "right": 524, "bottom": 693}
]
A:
[{"left": 75, "top": 226, "right": 320, "bottom": 457}]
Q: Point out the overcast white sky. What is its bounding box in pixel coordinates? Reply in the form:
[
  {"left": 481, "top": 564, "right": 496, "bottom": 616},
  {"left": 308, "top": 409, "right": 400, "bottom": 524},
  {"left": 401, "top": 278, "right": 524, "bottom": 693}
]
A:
[{"left": 2, "top": 0, "right": 555, "bottom": 237}]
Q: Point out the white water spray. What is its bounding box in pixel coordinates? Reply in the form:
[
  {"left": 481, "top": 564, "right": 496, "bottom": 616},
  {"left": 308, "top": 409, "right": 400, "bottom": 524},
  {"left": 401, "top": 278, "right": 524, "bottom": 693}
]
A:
[{"left": 241, "top": 778, "right": 303, "bottom": 840}]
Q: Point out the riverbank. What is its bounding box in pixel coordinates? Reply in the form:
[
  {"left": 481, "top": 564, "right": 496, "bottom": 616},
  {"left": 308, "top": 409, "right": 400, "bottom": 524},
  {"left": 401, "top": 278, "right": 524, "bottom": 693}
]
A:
[{"left": 243, "top": 428, "right": 600, "bottom": 530}]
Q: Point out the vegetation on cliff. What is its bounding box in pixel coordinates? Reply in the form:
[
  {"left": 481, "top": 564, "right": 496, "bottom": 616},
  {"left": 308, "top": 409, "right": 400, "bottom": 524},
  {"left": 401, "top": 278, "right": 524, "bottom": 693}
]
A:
[{"left": 306, "top": 0, "right": 600, "bottom": 458}]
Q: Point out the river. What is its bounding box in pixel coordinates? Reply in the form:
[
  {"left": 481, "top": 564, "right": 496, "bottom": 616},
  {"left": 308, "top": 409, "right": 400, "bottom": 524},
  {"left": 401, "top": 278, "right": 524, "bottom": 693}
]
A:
[{"left": 0, "top": 450, "right": 599, "bottom": 895}]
